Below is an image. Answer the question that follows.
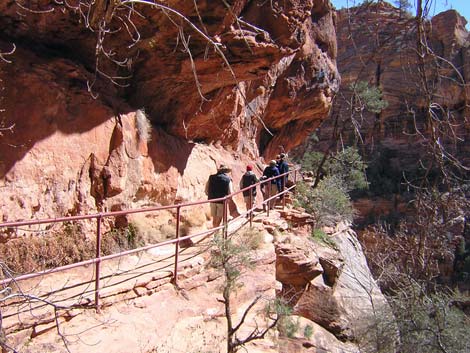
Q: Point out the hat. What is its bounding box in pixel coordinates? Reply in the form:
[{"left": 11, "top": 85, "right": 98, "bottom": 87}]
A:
[
  {"left": 269, "top": 160, "right": 277, "bottom": 167},
  {"left": 218, "top": 164, "right": 231, "bottom": 173},
  {"left": 246, "top": 165, "right": 253, "bottom": 171},
  {"left": 280, "top": 153, "right": 286, "bottom": 159}
]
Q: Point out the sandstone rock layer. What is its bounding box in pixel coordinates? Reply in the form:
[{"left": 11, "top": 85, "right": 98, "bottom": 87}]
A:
[{"left": 0, "top": 0, "right": 339, "bottom": 225}]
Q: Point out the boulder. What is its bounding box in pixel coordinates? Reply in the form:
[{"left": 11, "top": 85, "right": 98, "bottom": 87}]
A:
[
  {"left": 275, "top": 242, "right": 323, "bottom": 287},
  {"left": 276, "top": 223, "right": 396, "bottom": 347}
]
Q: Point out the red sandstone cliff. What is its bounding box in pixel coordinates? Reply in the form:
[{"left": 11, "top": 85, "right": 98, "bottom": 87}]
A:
[
  {"left": 317, "top": 2, "right": 469, "bottom": 164},
  {"left": 292, "top": 2, "right": 470, "bottom": 289},
  {"left": 0, "top": 0, "right": 339, "bottom": 223},
  {"left": 297, "top": 2, "right": 469, "bottom": 222}
]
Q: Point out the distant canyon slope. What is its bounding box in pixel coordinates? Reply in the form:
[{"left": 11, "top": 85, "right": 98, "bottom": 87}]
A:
[
  {"left": 312, "top": 2, "right": 469, "bottom": 177},
  {"left": 0, "top": 0, "right": 339, "bottom": 223}
]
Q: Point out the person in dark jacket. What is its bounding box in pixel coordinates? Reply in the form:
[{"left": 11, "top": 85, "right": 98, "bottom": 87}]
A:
[
  {"left": 239, "top": 165, "right": 259, "bottom": 213},
  {"left": 206, "top": 164, "right": 234, "bottom": 227},
  {"left": 261, "top": 160, "right": 281, "bottom": 210},
  {"left": 277, "top": 153, "right": 289, "bottom": 195}
]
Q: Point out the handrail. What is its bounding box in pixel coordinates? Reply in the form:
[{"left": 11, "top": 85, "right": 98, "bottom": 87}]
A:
[{"left": 0, "top": 166, "right": 299, "bottom": 310}]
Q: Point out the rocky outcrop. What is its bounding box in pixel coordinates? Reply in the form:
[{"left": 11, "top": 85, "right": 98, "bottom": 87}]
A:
[
  {"left": 0, "top": 0, "right": 338, "bottom": 226},
  {"left": 275, "top": 242, "right": 324, "bottom": 286},
  {"left": 275, "top": 222, "right": 396, "bottom": 349}
]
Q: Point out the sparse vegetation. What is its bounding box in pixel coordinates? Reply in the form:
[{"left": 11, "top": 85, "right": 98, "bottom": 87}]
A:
[
  {"left": 311, "top": 228, "right": 336, "bottom": 249},
  {"left": 127, "top": 209, "right": 197, "bottom": 244},
  {"left": 295, "top": 177, "right": 354, "bottom": 226},
  {"left": 209, "top": 234, "right": 288, "bottom": 353},
  {"left": 103, "top": 222, "right": 145, "bottom": 253},
  {"left": 234, "top": 226, "right": 265, "bottom": 250},
  {"left": 278, "top": 315, "right": 299, "bottom": 338},
  {"left": 394, "top": 0, "right": 412, "bottom": 14},
  {"left": 303, "top": 324, "right": 313, "bottom": 339},
  {"left": 350, "top": 80, "right": 388, "bottom": 114},
  {"left": 0, "top": 221, "right": 145, "bottom": 274},
  {"left": 390, "top": 284, "right": 470, "bottom": 353},
  {"left": 356, "top": 279, "right": 470, "bottom": 353},
  {"left": 300, "top": 147, "right": 368, "bottom": 190},
  {"left": 0, "top": 223, "right": 93, "bottom": 274}
]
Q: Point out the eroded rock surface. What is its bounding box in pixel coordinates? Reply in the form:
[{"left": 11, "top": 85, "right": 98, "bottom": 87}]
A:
[
  {"left": 275, "top": 222, "right": 394, "bottom": 348},
  {"left": 295, "top": 2, "right": 469, "bottom": 186},
  {"left": 0, "top": 0, "right": 338, "bottom": 226}
]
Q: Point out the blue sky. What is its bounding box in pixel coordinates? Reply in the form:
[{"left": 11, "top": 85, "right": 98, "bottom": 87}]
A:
[{"left": 330, "top": 0, "right": 470, "bottom": 25}]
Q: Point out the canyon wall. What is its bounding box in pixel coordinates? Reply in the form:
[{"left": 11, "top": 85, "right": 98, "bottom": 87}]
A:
[
  {"left": 299, "top": 2, "right": 470, "bottom": 223},
  {"left": 291, "top": 2, "right": 470, "bottom": 288},
  {"left": 0, "top": 0, "right": 339, "bottom": 224},
  {"left": 325, "top": 2, "right": 468, "bottom": 171}
]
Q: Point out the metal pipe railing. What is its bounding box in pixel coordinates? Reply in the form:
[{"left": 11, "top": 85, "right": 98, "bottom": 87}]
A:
[
  {"left": 0, "top": 167, "right": 300, "bottom": 310},
  {"left": 173, "top": 205, "right": 181, "bottom": 286},
  {"left": 95, "top": 214, "right": 103, "bottom": 311},
  {"left": 223, "top": 198, "right": 228, "bottom": 239}
]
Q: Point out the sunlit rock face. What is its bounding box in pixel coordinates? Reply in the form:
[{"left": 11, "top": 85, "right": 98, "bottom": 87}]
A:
[
  {"left": 293, "top": 3, "right": 469, "bottom": 222},
  {"left": 308, "top": 2, "right": 469, "bottom": 164},
  {"left": 275, "top": 222, "right": 396, "bottom": 352},
  {"left": 0, "top": 0, "right": 338, "bottom": 224},
  {"left": 290, "top": 3, "right": 469, "bottom": 289}
]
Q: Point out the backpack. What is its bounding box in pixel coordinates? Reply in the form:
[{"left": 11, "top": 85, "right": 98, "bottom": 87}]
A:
[{"left": 208, "top": 173, "right": 230, "bottom": 200}]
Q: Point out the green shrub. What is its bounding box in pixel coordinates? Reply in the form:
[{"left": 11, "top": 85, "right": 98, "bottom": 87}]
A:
[
  {"left": 350, "top": 81, "right": 388, "bottom": 114},
  {"left": 303, "top": 324, "right": 313, "bottom": 339},
  {"left": 311, "top": 228, "right": 336, "bottom": 249},
  {"left": 326, "top": 147, "right": 369, "bottom": 191},
  {"left": 300, "top": 147, "right": 368, "bottom": 193},
  {"left": 295, "top": 177, "right": 354, "bottom": 226},
  {"left": 278, "top": 316, "right": 300, "bottom": 338},
  {"left": 299, "top": 150, "right": 324, "bottom": 175},
  {"left": 103, "top": 223, "right": 144, "bottom": 252},
  {"left": 297, "top": 147, "right": 367, "bottom": 225}
]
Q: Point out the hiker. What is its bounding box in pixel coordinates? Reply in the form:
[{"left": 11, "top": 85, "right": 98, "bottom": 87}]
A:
[
  {"left": 239, "top": 165, "right": 259, "bottom": 213},
  {"left": 206, "top": 164, "right": 238, "bottom": 228},
  {"left": 261, "top": 160, "right": 281, "bottom": 210},
  {"left": 277, "top": 153, "right": 289, "bottom": 197}
]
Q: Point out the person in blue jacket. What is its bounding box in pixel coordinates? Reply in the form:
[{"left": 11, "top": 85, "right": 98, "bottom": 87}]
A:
[
  {"left": 261, "top": 160, "right": 281, "bottom": 210},
  {"left": 277, "top": 153, "right": 289, "bottom": 196}
]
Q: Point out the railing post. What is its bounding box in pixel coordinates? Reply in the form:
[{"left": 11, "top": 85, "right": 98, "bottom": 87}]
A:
[
  {"left": 173, "top": 205, "right": 181, "bottom": 285},
  {"left": 249, "top": 188, "right": 253, "bottom": 227},
  {"left": 95, "top": 213, "right": 102, "bottom": 312},
  {"left": 294, "top": 169, "right": 298, "bottom": 195},
  {"left": 282, "top": 177, "right": 287, "bottom": 210},
  {"left": 223, "top": 198, "right": 228, "bottom": 239},
  {"left": 267, "top": 182, "right": 271, "bottom": 217}
]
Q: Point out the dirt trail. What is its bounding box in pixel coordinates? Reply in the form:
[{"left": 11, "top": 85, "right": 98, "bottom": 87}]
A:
[{"left": 3, "top": 211, "right": 284, "bottom": 353}]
